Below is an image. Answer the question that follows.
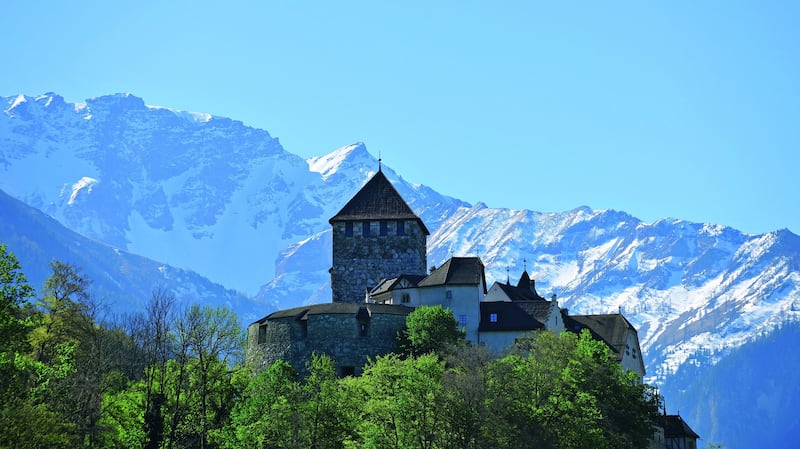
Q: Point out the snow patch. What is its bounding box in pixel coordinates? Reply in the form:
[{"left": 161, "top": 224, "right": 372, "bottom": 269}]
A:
[
  {"left": 5, "top": 94, "right": 27, "bottom": 114},
  {"left": 307, "top": 142, "right": 366, "bottom": 180},
  {"left": 68, "top": 177, "right": 99, "bottom": 205}
]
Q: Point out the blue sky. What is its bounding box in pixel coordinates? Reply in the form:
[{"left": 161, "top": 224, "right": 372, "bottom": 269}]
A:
[{"left": 3, "top": 1, "right": 799, "bottom": 234}]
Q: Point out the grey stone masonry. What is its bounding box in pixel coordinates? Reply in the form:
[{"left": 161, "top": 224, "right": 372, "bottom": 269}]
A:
[
  {"left": 248, "top": 303, "right": 412, "bottom": 377},
  {"left": 331, "top": 219, "right": 427, "bottom": 303}
]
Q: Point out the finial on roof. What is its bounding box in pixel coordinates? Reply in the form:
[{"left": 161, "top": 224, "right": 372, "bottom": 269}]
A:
[
  {"left": 506, "top": 266, "right": 510, "bottom": 285},
  {"left": 523, "top": 258, "right": 527, "bottom": 272},
  {"left": 378, "top": 149, "right": 382, "bottom": 172}
]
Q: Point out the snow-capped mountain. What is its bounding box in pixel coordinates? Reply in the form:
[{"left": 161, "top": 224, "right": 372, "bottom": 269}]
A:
[
  {"left": 3, "top": 92, "right": 799, "bottom": 448},
  {"left": 0, "top": 93, "right": 466, "bottom": 295}
]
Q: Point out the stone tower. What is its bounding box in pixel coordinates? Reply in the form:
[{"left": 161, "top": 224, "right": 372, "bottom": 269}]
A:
[{"left": 329, "top": 168, "right": 429, "bottom": 303}]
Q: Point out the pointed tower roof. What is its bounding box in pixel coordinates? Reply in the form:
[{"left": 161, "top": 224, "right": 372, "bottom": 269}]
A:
[
  {"left": 329, "top": 170, "right": 429, "bottom": 234},
  {"left": 517, "top": 270, "right": 531, "bottom": 289}
]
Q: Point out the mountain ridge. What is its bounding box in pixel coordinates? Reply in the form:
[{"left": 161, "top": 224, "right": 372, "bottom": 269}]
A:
[{"left": 3, "top": 92, "right": 799, "bottom": 448}]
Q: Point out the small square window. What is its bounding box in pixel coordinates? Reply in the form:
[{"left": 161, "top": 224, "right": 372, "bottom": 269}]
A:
[
  {"left": 401, "top": 293, "right": 410, "bottom": 303},
  {"left": 380, "top": 220, "right": 388, "bottom": 236},
  {"left": 458, "top": 315, "right": 467, "bottom": 327},
  {"left": 362, "top": 221, "right": 371, "bottom": 237},
  {"left": 490, "top": 313, "right": 498, "bottom": 323},
  {"left": 446, "top": 290, "right": 453, "bottom": 299},
  {"left": 345, "top": 222, "right": 353, "bottom": 236},
  {"left": 397, "top": 220, "right": 406, "bottom": 236}
]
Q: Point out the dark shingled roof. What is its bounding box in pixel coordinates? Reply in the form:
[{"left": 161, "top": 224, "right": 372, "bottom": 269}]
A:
[
  {"left": 418, "top": 257, "right": 486, "bottom": 291},
  {"left": 329, "top": 170, "right": 429, "bottom": 234},
  {"left": 252, "top": 302, "right": 414, "bottom": 324},
  {"left": 661, "top": 414, "right": 700, "bottom": 439},
  {"left": 563, "top": 313, "right": 638, "bottom": 361},
  {"left": 517, "top": 270, "right": 531, "bottom": 288},
  {"left": 478, "top": 300, "right": 553, "bottom": 332},
  {"left": 494, "top": 281, "right": 547, "bottom": 301}
]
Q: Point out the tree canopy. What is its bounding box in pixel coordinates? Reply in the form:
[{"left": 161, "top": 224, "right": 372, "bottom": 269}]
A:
[
  {"left": 0, "top": 246, "right": 663, "bottom": 449},
  {"left": 401, "top": 304, "right": 464, "bottom": 356}
]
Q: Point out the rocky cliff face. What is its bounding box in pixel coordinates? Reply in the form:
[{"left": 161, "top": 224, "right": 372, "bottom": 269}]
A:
[
  {"left": 3, "top": 92, "right": 799, "bottom": 448},
  {"left": 1, "top": 94, "right": 467, "bottom": 294}
]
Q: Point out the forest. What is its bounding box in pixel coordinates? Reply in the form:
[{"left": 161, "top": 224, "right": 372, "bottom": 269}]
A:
[{"left": 0, "top": 244, "right": 661, "bottom": 449}]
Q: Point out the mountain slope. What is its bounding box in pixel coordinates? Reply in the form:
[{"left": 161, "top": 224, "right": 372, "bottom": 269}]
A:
[
  {"left": 0, "top": 187, "right": 251, "bottom": 316},
  {"left": 665, "top": 322, "right": 800, "bottom": 448}
]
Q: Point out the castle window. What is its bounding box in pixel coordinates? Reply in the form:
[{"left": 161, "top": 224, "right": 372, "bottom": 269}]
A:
[
  {"left": 446, "top": 290, "right": 453, "bottom": 299},
  {"left": 489, "top": 313, "right": 498, "bottom": 323},
  {"left": 345, "top": 222, "right": 353, "bottom": 236},
  {"left": 359, "top": 322, "right": 368, "bottom": 336},
  {"left": 401, "top": 293, "right": 410, "bottom": 303},
  {"left": 362, "top": 221, "right": 371, "bottom": 237},
  {"left": 458, "top": 314, "right": 468, "bottom": 328},
  {"left": 380, "top": 220, "right": 388, "bottom": 236},
  {"left": 397, "top": 220, "right": 406, "bottom": 236},
  {"left": 258, "top": 324, "right": 268, "bottom": 343}
]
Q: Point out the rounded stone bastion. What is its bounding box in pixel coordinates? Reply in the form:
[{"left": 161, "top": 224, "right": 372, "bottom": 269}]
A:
[{"left": 248, "top": 302, "right": 414, "bottom": 377}]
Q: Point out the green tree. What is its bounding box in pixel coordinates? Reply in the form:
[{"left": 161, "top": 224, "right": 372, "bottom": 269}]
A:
[
  {"left": 354, "top": 353, "right": 445, "bottom": 449},
  {"left": 150, "top": 303, "right": 243, "bottom": 449},
  {"left": 302, "top": 353, "right": 356, "bottom": 449},
  {"left": 437, "top": 344, "right": 493, "bottom": 449},
  {"left": 123, "top": 287, "right": 178, "bottom": 449},
  {"left": 0, "top": 244, "right": 34, "bottom": 403},
  {"left": 186, "top": 304, "right": 243, "bottom": 449},
  {"left": 98, "top": 378, "right": 147, "bottom": 449},
  {"left": 221, "top": 360, "right": 304, "bottom": 449},
  {"left": 401, "top": 305, "right": 464, "bottom": 356},
  {"left": 0, "top": 250, "right": 79, "bottom": 449},
  {"left": 486, "top": 330, "right": 660, "bottom": 449}
]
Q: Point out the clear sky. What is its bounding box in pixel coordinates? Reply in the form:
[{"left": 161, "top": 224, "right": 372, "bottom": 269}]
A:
[{"left": 3, "top": 1, "right": 799, "bottom": 235}]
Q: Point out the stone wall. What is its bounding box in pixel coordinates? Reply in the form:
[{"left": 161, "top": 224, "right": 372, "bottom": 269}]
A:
[
  {"left": 249, "top": 306, "right": 411, "bottom": 376},
  {"left": 331, "top": 219, "right": 427, "bottom": 303}
]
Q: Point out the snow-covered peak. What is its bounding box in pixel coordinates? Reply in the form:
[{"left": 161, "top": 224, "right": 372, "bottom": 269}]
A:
[
  {"left": 8, "top": 93, "right": 27, "bottom": 111},
  {"left": 307, "top": 142, "right": 376, "bottom": 180}
]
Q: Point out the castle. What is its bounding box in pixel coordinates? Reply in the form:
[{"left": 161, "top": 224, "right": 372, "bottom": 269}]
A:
[
  {"left": 248, "top": 166, "right": 645, "bottom": 377},
  {"left": 248, "top": 166, "right": 698, "bottom": 447}
]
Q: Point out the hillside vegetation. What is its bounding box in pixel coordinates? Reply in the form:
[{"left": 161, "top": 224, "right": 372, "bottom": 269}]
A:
[{"left": 1, "top": 245, "right": 659, "bottom": 449}]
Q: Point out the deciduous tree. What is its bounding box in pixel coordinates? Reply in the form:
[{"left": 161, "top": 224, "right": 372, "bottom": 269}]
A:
[{"left": 401, "top": 305, "right": 464, "bottom": 356}]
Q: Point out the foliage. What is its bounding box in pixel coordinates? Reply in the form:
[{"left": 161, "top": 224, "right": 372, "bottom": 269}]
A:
[
  {"left": 0, "top": 251, "right": 80, "bottom": 449},
  {"left": 0, "top": 247, "right": 665, "bottom": 449},
  {"left": 0, "top": 244, "right": 35, "bottom": 404},
  {"left": 401, "top": 305, "right": 464, "bottom": 356},
  {"left": 353, "top": 353, "right": 446, "bottom": 449},
  {"left": 486, "top": 330, "right": 661, "bottom": 449},
  {"left": 0, "top": 244, "right": 34, "bottom": 358},
  {"left": 221, "top": 359, "right": 304, "bottom": 448}
]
